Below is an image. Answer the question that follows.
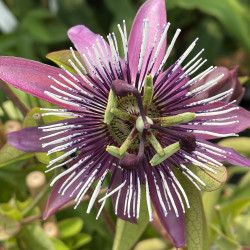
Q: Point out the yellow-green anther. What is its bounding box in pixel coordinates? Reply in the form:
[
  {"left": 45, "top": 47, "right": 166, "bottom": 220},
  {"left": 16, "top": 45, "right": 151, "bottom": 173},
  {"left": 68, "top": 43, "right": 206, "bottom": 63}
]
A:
[
  {"left": 150, "top": 142, "right": 180, "bottom": 166},
  {"left": 147, "top": 131, "right": 164, "bottom": 156},
  {"left": 119, "top": 127, "right": 138, "bottom": 155},
  {"left": 154, "top": 112, "right": 196, "bottom": 127},
  {"left": 106, "top": 145, "right": 125, "bottom": 159},
  {"left": 111, "top": 108, "right": 137, "bottom": 124},
  {"left": 104, "top": 89, "right": 117, "bottom": 124},
  {"left": 143, "top": 75, "right": 154, "bottom": 111}
]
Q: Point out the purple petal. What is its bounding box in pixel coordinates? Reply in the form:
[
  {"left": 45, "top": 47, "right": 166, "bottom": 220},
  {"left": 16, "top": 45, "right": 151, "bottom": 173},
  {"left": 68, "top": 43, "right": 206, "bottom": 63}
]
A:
[
  {"left": 68, "top": 25, "right": 125, "bottom": 81},
  {"left": 43, "top": 172, "right": 77, "bottom": 220},
  {"left": 0, "top": 56, "right": 84, "bottom": 111},
  {"left": 111, "top": 168, "right": 137, "bottom": 223},
  {"left": 7, "top": 127, "right": 46, "bottom": 152},
  {"left": 128, "top": 0, "right": 166, "bottom": 83},
  {"left": 146, "top": 166, "right": 186, "bottom": 247},
  {"left": 193, "top": 66, "right": 245, "bottom": 104},
  {"left": 198, "top": 139, "right": 250, "bottom": 167},
  {"left": 68, "top": 25, "right": 105, "bottom": 56},
  {"left": 182, "top": 102, "right": 250, "bottom": 139}
]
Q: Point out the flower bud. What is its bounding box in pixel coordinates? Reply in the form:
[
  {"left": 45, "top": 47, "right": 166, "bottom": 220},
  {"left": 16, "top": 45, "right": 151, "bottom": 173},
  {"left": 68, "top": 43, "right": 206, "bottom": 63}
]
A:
[{"left": 193, "top": 66, "right": 245, "bottom": 104}]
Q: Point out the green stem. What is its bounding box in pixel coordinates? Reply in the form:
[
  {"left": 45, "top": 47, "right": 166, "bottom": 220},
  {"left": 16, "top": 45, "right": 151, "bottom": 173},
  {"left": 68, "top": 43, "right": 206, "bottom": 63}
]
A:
[
  {"left": 22, "top": 184, "right": 51, "bottom": 217},
  {"left": 0, "top": 80, "right": 29, "bottom": 116}
]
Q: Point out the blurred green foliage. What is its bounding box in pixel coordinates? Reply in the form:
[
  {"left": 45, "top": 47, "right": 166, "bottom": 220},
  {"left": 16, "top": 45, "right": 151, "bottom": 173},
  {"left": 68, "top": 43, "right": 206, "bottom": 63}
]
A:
[{"left": 0, "top": 0, "right": 250, "bottom": 249}]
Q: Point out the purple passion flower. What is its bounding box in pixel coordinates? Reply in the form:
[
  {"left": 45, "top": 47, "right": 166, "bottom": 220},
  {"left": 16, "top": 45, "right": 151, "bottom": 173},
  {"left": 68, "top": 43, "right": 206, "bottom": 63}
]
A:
[{"left": 1, "top": 0, "right": 250, "bottom": 247}]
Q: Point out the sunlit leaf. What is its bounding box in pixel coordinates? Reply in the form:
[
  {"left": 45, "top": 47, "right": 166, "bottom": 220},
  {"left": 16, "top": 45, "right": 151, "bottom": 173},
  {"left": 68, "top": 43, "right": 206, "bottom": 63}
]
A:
[
  {"left": 23, "top": 107, "right": 65, "bottom": 164},
  {"left": 0, "top": 143, "right": 33, "bottom": 168},
  {"left": 46, "top": 50, "right": 86, "bottom": 73},
  {"left": 174, "top": 170, "right": 208, "bottom": 250},
  {"left": 219, "top": 197, "right": 250, "bottom": 223},
  {"left": 20, "top": 224, "right": 55, "bottom": 250},
  {"left": 63, "top": 233, "right": 91, "bottom": 250},
  {"left": 134, "top": 238, "right": 167, "bottom": 250},
  {"left": 202, "top": 188, "right": 221, "bottom": 223},
  {"left": 210, "top": 224, "right": 241, "bottom": 250},
  {"left": 58, "top": 217, "right": 83, "bottom": 239},
  {"left": 166, "top": 0, "right": 250, "bottom": 53},
  {"left": 112, "top": 186, "right": 149, "bottom": 250},
  {"left": 188, "top": 164, "right": 227, "bottom": 191},
  {"left": 218, "top": 137, "right": 250, "bottom": 156},
  {"left": 51, "top": 237, "right": 70, "bottom": 250},
  {"left": 234, "top": 215, "right": 250, "bottom": 246},
  {"left": 0, "top": 213, "right": 21, "bottom": 240},
  {"left": 0, "top": 204, "right": 22, "bottom": 221}
]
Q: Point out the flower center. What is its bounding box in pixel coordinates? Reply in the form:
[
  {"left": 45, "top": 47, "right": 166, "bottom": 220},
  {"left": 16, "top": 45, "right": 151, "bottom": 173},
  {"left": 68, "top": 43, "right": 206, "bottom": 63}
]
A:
[
  {"left": 107, "top": 95, "right": 159, "bottom": 150},
  {"left": 104, "top": 76, "right": 197, "bottom": 169}
]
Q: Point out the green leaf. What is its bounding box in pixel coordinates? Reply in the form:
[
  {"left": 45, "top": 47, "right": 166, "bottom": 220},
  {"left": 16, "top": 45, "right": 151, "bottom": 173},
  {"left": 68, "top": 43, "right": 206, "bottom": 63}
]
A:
[
  {"left": 174, "top": 169, "right": 208, "bottom": 250},
  {"left": 166, "top": 0, "right": 250, "bottom": 53},
  {"left": 234, "top": 215, "right": 250, "bottom": 246},
  {"left": 20, "top": 224, "right": 55, "bottom": 250},
  {"left": 23, "top": 107, "right": 65, "bottom": 164},
  {"left": 218, "top": 137, "right": 250, "bottom": 156},
  {"left": 219, "top": 197, "right": 250, "bottom": 223},
  {"left": 210, "top": 224, "right": 241, "bottom": 250},
  {"left": 239, "top": 171, "right": 250, "bottom": 189},
  {"left": 0, "top": 213, "right": 21, "bottom": 240},
  {"left": 134, "top": 238, "right": 167, "bottom": 250},
  {"left": 0, "top": 204, "right": 22, "bottom": 221},
  {"left": 112, "top": 186, "right": 149, "bottom": 250},
  {"left": 202, "top": 188, "right": 222, "bottom": 223},
  {"left": 58, "top": 217, "right": 83, "bottom": 239},
  {"left": 0, "top": 143, "right": 34, "bottom": 168},
  {"left": 63, "top": 233, "right": 91, "bottom": 250},
  {"left": 51, "top": 237, "right": 70, "bottom": 250},
  {"left": 187, "top": 164, "right": 227, "bottom": 191},
  {"left": 46, "top": 50, "right": 86, "bottom": 74}
]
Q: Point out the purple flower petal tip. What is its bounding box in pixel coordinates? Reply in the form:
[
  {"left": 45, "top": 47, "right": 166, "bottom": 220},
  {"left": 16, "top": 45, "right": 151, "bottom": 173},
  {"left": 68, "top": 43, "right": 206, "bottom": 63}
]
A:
[{"left": 7, "top": 127, "right": 46, "bottom": 152}]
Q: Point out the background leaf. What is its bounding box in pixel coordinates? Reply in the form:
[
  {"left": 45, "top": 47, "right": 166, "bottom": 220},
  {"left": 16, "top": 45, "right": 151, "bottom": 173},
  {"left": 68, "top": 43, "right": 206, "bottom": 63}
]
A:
[
  {"left": 166, "top": 0, "right": 250, "bottom": 53},
  {"left": 112, "top": 186, "right": 149, "bottom": 250}
]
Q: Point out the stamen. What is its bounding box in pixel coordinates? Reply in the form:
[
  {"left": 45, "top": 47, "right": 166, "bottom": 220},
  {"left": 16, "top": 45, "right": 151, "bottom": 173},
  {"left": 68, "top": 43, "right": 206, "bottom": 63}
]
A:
[
  {"left": 119, "top": 127, "right": 138, "bottom": 155},
  {"left": 50, "top": 153, "right": 92, "bottom": 187},
  {"left": 195, "top": 106, "right": 239, "bottom": 117},
  {"left": 147, "top": 131, "right": 164, "bottom": 156},
  {"left": 155, "top": 28, "right": 181, "bottom": 78},
  {"left": 169, "top": 169, "right": 190, "bottom": 208},
  {"left": 127, "top": 172, "right": 133, "bottom": 218},
  {"left": 98, "top": 180, "right": 126, "bottom": 203},
  {"left": 142, "top": 75, "right": 154, "bottom": 112},
  {"left": 153, "top": 112, "right": 196, "bottom": 126},
  {"left": 179, "top": 163, "right": 206, "bottom": 186},
  {"left": 159, "top": 170, "right": 179, "bottom": 217},
  {"left": 148, "top": 22, "right": 170, "bottom": 74},
  {"left": 152, "top": 171, "right": 167, "bottom": 216},
  {"left": 144, "top": 172, "right": 153, "bottom": 221},
  {"left": 186, "top": 74, "right": 224, "bottom": 96},
  {"left": 135, "top": 19, "right": 149, "bottom": 88},
  {"left": 104, "top": 89, "right": 117, "bottom": 124},
  {"left": 136, "top": 175, "right": 141, "bottom": 219},
  {"left": 172, "top": 37, "right": 199, "bottom": 74},
  {"left": 182, "top": 48, "right": 204, "bottom": 70},
  {"left": 185, "top": 88, "right": 233, "bottom": 107},
  {"left": 189, "top": 130, "right": 238, "bottom": 138},
  {"left": 111, "top": 108, "right": 137, "bottom": 123},
  {"left": 150, "top": 142, "right": 180, "bottom": 166},
  {"left": 181, "top": 153, "right": 217, "bottom": 173},
  {"left": 87, "top": 168, "right": 109, "bottom": 213}
]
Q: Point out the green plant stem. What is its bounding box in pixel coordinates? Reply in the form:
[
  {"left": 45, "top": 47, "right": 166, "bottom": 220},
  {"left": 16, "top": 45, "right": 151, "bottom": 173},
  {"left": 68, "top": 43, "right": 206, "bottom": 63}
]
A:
[
  {"left": 0, "top": 80, "right": 29, "bottom": 116},
  {"left": 22, "top": 184, "right": 51, "bottom": 217},
  {"left": 94, "top": 202, "right": 116, "bottom": 237}
]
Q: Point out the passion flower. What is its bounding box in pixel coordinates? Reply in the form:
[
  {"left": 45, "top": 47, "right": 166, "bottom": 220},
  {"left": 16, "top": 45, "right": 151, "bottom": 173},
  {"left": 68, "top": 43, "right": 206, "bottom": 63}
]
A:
[{"left": 1, "top": 0, "right": 250, "bottom": 247}]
